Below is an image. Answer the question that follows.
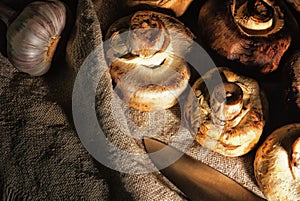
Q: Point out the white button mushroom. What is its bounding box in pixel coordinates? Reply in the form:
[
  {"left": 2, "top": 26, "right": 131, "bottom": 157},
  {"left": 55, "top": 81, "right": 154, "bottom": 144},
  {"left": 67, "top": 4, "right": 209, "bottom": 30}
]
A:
[
  {"left": 105, "top": 10, "right": 194, "bottom": 112},
  {"left": 184, "top": 67, "right": 268, "bottom": 157},
  {"left": 254, "top": 124, "right": 300, "bottom": 201}
]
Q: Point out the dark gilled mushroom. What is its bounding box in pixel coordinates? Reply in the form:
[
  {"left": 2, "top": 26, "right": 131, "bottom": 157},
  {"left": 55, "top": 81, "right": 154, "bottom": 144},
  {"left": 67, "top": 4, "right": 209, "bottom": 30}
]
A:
[
  {"left": 198, "top": 0, "right": 299, "bottom": 74},
  {"left": 105, "top": 11, "right": 194, "bottom": 111},
  {"left": 254, "top": 124, "right": 300, "bottom": 201},
  {"left": 184, "top": 67, "right": 267, "bottom": 157},
  {"left": 126, "top": 0, "right": 194, "bottom": 17}
]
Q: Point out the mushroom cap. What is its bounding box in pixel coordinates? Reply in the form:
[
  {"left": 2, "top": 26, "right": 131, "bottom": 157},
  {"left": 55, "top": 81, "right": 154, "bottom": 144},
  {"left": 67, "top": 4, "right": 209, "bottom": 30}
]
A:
[
  {"left": 184, "top": 67, "right": 267, "bottom": 156},
  {"left": 110, "top": 53, "right": 190, "bottom": 111},
  {"left": 105, "top": 10, "right": 194, "bottom": 111},
  {"left": 254, "top": 123, "right": 300, "bottom": 201}
]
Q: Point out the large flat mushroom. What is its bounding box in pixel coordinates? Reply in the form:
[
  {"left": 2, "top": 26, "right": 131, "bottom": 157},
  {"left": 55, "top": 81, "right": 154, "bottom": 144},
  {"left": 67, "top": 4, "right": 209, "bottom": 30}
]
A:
[
  {"left": 105, "top": 10, "right": 194, "bottom": 112},
  {"left": 184, "top": 67, "right": 268, "bottom": 157}
]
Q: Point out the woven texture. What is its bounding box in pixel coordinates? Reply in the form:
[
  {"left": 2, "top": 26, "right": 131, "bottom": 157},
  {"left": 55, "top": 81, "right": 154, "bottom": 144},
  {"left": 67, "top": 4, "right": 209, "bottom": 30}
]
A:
[{"left": 0, "top": 0, "right": 265, "bottom": 200}]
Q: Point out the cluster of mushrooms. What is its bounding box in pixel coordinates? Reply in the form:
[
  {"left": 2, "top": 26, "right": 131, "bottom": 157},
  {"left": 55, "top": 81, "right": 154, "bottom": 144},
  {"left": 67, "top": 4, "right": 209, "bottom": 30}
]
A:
[
  {"left": 106, "top": 0, "right": 300, "bottom": 200},
  {"left": 0, "top": 0, "right": 300, "bottom": 200}
]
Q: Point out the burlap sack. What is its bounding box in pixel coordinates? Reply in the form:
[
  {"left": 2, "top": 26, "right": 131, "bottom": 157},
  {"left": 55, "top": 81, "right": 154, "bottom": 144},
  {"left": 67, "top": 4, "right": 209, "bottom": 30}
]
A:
[{"left": 0, "top": 0, "right": 266, "bottom": 200}]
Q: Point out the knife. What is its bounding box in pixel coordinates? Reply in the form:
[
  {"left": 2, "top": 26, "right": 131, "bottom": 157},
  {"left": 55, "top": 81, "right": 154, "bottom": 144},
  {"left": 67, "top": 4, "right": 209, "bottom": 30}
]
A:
[{"left": 143, "top": 138, "right": 266, "bottom": 201}]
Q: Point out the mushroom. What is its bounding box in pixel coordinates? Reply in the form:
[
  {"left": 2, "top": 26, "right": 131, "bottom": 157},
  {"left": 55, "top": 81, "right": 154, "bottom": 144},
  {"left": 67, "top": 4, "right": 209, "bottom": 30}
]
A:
[
  {"left": 184, "top": 67, "right": 268, "bottom": 157},
  {"left": 126, "top": 0, "right": 194, "bottom": 17},
  {"left": 254, "top": 123, "right": 300, "bottom": 201},
  {"left": 198, "top": 0, "right": 299, "bottom": 74},
  {"left": 285, "top": 51, "right": 300, "bottom": 121},
  {"left": 105, "top": 10, "right": 194, "bottom": 111}
]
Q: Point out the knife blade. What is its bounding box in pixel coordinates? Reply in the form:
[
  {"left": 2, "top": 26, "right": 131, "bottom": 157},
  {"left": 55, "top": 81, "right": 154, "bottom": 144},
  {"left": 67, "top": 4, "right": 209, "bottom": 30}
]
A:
[{"left": 143, "top": 138, "right": 266, "bottom": 201}]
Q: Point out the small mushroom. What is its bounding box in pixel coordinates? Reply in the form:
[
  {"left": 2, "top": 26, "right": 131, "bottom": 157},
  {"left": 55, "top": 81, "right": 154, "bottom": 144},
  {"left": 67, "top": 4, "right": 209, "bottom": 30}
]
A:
[
  {"left": 105, "top": 11, "right": 194, "bottom": 111},
  {"left": 254, "top": 124, "right": 300, "bottom": 201},
  {"left": 126, "top": 0, "right": 193, "bottom": 17},
  {"left": 198, "top": 0, "right": 299, "bottom": 74},
  {"left": 184, "top": 67, "right": 268, "bottom": 157}
]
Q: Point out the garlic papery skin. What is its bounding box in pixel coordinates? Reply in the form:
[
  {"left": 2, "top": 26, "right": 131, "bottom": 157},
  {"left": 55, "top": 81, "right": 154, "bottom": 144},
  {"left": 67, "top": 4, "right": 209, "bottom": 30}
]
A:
[{"left": 3, "top": 0, "right": 66, "bottom": 76}]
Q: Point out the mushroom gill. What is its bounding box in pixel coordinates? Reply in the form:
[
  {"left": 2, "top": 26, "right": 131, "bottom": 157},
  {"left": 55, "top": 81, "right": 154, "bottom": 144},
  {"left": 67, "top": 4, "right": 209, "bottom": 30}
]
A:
[{"left": 232, "top": 0, "right": 284, "bottom": 37}]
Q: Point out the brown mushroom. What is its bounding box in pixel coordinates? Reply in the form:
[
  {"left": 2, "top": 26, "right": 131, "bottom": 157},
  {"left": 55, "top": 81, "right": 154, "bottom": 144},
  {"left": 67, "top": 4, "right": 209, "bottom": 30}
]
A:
[
  {"left": 184, "top": 67, "right": 268, "bottom": 157},
  {"left": 105, "top": 11, "right": 194, "bottom": 111},
  {"left": 126, "top": 0, "right": 193, "bottom": 17},
  {"left": 285, "top": 51, "right": 300, "bottom": 121},
  {"left": 254, "top": 123, "right": 300, "bottom": 201},
  {"left": 198, "top": 0, "right": 299, "bottom": 74}
]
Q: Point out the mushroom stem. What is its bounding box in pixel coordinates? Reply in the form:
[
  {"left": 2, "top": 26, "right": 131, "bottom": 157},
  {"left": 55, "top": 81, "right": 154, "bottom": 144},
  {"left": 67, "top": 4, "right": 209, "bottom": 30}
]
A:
[
  {"left": 129, "top": 12, "right": 169, "bottom": 58},
  {"left": 0, "top": 2, "right": 16, "bottom": 27},
  {"left": 247, "top": 0, "right": 273, "bottom": 22},
  {"left": 210, "top": 82, "right": 243, "bottom": 122}
]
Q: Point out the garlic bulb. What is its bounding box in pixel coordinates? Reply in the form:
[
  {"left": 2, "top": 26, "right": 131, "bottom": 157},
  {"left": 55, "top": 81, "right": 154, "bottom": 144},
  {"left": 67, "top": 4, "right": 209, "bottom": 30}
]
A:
[
  {"left": 0, "top": 0, "right": 67, "bottom": 76},
  {"left": 126, "top": 0, "right": 194, "bottom": 17},
  {"left": 105, "top": 10, "right": 194, "bottom": 111},
  {"left": 184, "top": 67, "right": 268, "bottom": 157},
  {"left": 254, "top": 124, "right": 300, "bottom": 201},
  {"left": 198, "top": 0, "right": 299, "bottom": 74}
]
